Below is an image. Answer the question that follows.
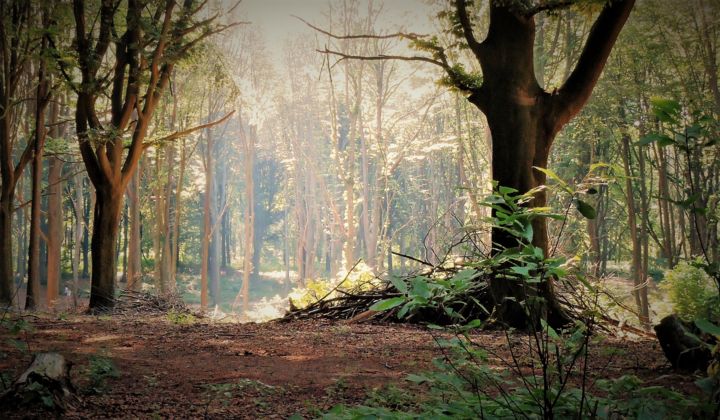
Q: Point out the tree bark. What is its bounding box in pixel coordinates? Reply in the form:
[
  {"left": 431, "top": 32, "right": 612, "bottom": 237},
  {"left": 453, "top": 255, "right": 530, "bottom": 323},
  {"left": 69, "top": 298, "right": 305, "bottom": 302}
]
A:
[
  {"left": 88, "top": 188, "right": 124, "bottom": 309},
  {"left": 46, "top": 153, "right": 64, "bottom": 309},
  {"left": 26, "top": 25, "right": 51, "bottom": 310},
  {"left": 126, "top": 166, "right": 141, "bottom": 291}
]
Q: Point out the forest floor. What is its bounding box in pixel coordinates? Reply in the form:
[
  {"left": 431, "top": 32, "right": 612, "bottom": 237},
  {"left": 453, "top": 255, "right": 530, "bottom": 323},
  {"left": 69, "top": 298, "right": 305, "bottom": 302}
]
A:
[{"left": 0, "top": 313, "right": 701, "bottom": 419}]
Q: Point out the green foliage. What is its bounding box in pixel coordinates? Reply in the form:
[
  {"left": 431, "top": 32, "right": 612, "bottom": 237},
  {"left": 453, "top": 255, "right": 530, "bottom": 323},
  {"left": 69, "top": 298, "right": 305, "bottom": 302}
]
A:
[
  {"left": 331, "top": 183, "right": 711, "bottom": 419},
  {"left": 166, "top": 310, "right": 196, "bottom": 325},
  {"left": 84, "top": 355, "right": 120, "bottom": 394},
  {"left": 660, "top": 261, "right": 719, "bottom": 322}
]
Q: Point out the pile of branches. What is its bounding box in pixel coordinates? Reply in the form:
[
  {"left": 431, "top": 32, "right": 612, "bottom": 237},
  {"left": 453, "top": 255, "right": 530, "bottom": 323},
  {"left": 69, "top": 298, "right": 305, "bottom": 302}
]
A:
[
  {"left": 282, "top": 281, "right": 402, "bottom": 322},
  {"left": 280, "top": 254, "right": 494, "bottom": 325},
  {"left": 113, "top": 290, "right": 196, "bottom": 316}
]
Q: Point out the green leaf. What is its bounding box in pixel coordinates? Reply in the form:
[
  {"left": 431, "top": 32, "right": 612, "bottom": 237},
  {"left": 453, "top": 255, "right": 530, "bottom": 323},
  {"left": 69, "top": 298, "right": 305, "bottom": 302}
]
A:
[
  {"left": 397, "top": 302, "right": 412, "bottom": 319},
  {"left": 510, "top": 266, "right": 531, "bottom": 277},
  {"left": 410, "top": 277, "right": 431, "bottom": 299},
  {"left": 369, "top": 297, "right": 405, "bottom": 312},
  {"left": 521, "top": 222, "right": 534, "bottom": 243},
  {"left": 389, "top": 276, "right": 408, "bottom": 294},
  {"left": 638, "top": 133, "right": 674, "bottom": 147},
  {"left": 576, "top": 199, "right": 596, "bottom": 219},
  {"left": 694, "top": 319, "right": 720, "bottom": 337},
  {"left": 541, "top": 319, "right": 560, "bottom": 340},
  {"left": 406, "top": 373, "right": 431, "bottom": 384},
  {"left": 533, "top": 166, "right": 572, "bottom": 193},
  {"left": 650, "top": 97, "right": 681, "bottom": 124},
  {"left": 575, "top": 274, "right": 596, "bottom": 292}
]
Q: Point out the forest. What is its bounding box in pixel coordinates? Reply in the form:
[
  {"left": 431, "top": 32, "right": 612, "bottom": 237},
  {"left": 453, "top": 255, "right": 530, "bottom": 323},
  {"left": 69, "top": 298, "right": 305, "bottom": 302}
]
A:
[{"left": 1, "top": 0, "right": 719, "bottom": 418}]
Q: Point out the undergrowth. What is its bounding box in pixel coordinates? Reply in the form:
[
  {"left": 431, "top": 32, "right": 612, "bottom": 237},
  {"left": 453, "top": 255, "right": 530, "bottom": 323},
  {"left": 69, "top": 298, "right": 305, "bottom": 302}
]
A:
[{"left": 322, "top": 184, "right": 715, "bottom": 419}]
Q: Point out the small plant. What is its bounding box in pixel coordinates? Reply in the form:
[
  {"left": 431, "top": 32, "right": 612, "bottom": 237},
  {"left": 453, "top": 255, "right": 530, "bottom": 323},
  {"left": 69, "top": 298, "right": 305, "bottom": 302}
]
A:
[
  {"left": 85, "top": 355, "right": 120, "bottom": 394},
  {"left": 166, "top": 310, "right": 196, "bottom": 325},
  {"left": 661, "top": 261, "right": 719, "bottom": 322}
]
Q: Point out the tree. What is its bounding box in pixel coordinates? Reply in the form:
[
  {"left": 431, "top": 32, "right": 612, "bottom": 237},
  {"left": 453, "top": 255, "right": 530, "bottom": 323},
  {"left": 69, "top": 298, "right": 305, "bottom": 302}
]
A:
[
  {"left": 63, "top": 0, "right": 235, "bottom": 310},
  {"left": 0, "top": 0, "right": 35, "bottom": 305},
  {"left": 25, "top": 5, "right": 53, "bottom": 310},
  {"left": 317, "top": 0, "right": 635, "bottom": 327}
]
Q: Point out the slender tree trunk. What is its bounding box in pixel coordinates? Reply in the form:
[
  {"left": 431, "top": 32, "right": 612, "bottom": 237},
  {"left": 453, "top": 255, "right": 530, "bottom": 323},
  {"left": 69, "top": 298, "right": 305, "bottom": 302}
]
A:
[
  {"left": 26, "top": 38, "right": 51, "bottom": 310},
  {"left": 170, "top": 139, "right": 187, "bottom": 284},
  {"left": 239, "top": 125, "right": 255, "bottom": 313},
  {"left": 46, "top": 153, "right": 64, "bottom": 309},
  {"left": 201, "top": 128, "right": 213, "bottom": 311},
  {"left": 621, "top": 133, "right": 650, "bottom": 328},
  {"left": 126, "top": 166, "right": 142, "bottom": 291},
  {"left": 72, "top": 171, "right": 84, "bottom": 306}
]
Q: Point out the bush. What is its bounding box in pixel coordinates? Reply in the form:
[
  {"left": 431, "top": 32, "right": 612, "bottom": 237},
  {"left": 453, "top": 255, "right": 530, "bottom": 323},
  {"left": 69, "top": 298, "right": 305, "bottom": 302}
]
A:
[{"left": 661, "top": 261, "right": 719, "bottom": 321}]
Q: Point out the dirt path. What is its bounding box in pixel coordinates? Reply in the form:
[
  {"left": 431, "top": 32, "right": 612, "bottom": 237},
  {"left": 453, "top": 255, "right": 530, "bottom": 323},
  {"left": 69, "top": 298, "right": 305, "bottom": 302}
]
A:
[{"left": 0, "top": 316, "right": 692, "bottom": 419}]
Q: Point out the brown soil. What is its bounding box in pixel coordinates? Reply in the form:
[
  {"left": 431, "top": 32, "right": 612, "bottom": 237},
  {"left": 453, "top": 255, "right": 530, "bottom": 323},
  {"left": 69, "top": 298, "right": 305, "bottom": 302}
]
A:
[{"left": 0, "top": 315, "right": 699, "bottom": 419}]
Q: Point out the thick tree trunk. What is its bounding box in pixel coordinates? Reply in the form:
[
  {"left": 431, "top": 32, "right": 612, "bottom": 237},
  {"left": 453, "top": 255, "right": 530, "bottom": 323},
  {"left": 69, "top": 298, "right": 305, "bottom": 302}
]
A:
[
  {"left": 88, "top": 189, "right": 123, "bottom": 310},
  {"left": 483, "top": 105, "right": 566, "bottom": 328}
]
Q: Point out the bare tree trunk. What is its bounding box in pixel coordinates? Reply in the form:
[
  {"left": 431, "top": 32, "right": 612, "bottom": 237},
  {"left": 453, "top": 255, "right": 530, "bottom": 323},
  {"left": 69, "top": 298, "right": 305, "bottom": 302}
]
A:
[
  {"left": 621, "top": 133, "right": 650, "bottom": 328},
  {"left": 201, "top": 110, "right": 214, "bottom": 311},
  {"left": 71, "top": 171, "right": 84, "bottom": 306},
  {"left": 126, "top": 165, "right": 142, "bottom": 291},
  {"left": 239, "top": 124, "right": 255, "bottom": 313},
  {"left": 26, "top": 32, "right": 51, "bottom": 310},
  {"left": 170, "top": 139, "right": 187, "bottom": 284},
  {"left": 46, "top": 151, "right": 64, "bottom": 309}
]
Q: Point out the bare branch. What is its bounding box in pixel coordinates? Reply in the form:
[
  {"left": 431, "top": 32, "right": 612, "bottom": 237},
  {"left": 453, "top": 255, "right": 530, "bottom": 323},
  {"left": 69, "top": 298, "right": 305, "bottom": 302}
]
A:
[
  {"left": 293, "top": 15, "right": 427, "bottom": 41},
  {"left": 142, "top": 110, "right": 235, "bottom": 151},
  {"left": 320, "top": 48, "right": 444, "bottom": 69}
]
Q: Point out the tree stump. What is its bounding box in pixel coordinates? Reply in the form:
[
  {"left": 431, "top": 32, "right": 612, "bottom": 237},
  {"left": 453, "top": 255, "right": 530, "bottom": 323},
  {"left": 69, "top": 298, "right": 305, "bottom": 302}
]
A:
[
  {"left": 0, "top": 352, "right": 76, "bottom": 413},
  {"left": 654, "top": 314, "right": 712, "bottom": 372}
]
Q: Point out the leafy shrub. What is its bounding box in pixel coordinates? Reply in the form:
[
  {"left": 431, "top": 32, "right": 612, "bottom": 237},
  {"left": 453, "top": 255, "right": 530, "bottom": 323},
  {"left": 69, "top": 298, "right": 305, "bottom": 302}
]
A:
[
  {"left": 85, "top": 355, "right": 119, "bottom": 394},
  {"left": 327, "top": 184, "right": 712, "bottom": 419},
  {"left": 661, "top": 261, "right": 719, "bottom": 321}
]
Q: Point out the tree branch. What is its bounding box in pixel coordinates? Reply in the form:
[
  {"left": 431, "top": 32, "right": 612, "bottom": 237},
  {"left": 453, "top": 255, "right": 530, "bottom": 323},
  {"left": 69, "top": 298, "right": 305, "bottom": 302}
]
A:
[
  {"left": 320, "top": 48, "right": 444, "bottom": 69},
  {"left": 142, "top": 110, "right": 235, "bottom": 151},
  {"left": 454, "top": 0, "right": 483, "bottom": 62},
  {"left": 551, "top": 0, "right": 636, "bottom": 132},
  {"left": 293, "top": 15, "right": 427, "bottom": 41}
]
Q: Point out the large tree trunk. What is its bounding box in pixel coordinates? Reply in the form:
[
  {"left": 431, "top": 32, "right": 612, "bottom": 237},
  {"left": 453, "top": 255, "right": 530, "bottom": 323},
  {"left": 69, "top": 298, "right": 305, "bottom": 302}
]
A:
[{"left": 88, "top": 189, "right": 123, "bottom": 310}]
